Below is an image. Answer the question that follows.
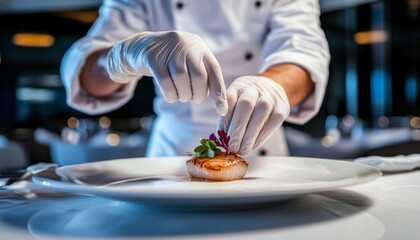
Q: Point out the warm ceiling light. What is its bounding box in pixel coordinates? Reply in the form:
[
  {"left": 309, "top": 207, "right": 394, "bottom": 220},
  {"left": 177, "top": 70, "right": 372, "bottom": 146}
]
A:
[
  {"left": 12, "top": 33, "right": 55, "bottom": 47},
  {"left": 408, "top": 0, "right": 420, "bottom": 10},
  {"left": 354, "top": 30, "right": 388, "bottom": 45},
  {"left": 55, "top": 10, "right": 99, "bottom": 24},
  {"left": 67, "top": 117, "right": 79, "bottom": 129},
  {"left": 106, "top": 133, "right": 120, "bottom": 146},
  {"left": 410, "top": 116, "right": 420, "bottom": 129}
]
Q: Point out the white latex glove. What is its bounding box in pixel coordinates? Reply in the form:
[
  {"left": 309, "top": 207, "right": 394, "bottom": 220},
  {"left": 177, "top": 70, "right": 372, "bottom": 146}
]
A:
[
  {"left": 217, "top": 76, "right": 290, "bottom": 156},
  {"left": 106, "top": 31, "right": 228, "bottom": 115}
]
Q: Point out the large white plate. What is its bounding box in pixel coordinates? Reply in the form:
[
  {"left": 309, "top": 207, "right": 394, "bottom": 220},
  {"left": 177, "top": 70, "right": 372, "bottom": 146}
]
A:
[{"left": 32, "top": 156, "right": 381, "bottom": 210}]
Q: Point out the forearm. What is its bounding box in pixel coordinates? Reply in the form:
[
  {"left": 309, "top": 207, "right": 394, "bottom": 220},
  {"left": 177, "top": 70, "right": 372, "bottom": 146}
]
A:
[
  {"left": 80, "top": 48, "right": 124, "bottom": 97},
  {"left": 260, "top": 64, "right": 314, "bottom": 108}
]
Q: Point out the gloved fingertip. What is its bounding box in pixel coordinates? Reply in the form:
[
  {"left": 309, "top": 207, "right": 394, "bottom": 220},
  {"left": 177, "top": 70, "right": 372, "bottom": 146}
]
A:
[
  {"left": 216, "top": 100, "right": 228, "bottom": 116},
  {"left": 237, "top": 144, "right": 252, "bottom": 157},
  {"left": 237, "top": 150, "right": 247, "bottom": 157},
  {"left": 229, "top": 144, "right": 240, "bottom": 155},
  {"left": 165, "top": 97, "right": 177, "bottom": 103},
  {"left": 217, "top": 106, "right": 228, "bottom": 116},
  {"left": 191, "top": 97, "right": 204, "bottom": 104},
  {"left": 216, "top": 122, "right": 227, "bottom": 132}
]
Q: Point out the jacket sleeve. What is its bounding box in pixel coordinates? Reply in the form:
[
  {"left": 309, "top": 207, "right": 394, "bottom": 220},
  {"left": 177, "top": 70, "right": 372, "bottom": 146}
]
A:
[
  {"left": 260, "top": 0, "right": 330, "bottom": 124},
  {"left": 60, "top": 0, "right": 149, "bottom": 115}
]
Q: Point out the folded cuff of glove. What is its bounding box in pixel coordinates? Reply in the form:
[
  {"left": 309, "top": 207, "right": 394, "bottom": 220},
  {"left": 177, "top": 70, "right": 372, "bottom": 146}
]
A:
[
  {"left": 61, "top": 38, "right": 138, "bottom": 115},
  {"left": 106, "top": 32, "right": 152, "bottom": 84},
  {"left": 264, "top": 77, "right": 291, "bottom": 116}
]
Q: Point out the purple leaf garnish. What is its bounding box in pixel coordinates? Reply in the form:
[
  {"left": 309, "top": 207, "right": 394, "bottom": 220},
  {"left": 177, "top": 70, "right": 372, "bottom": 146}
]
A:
[
  {"left": 209, "top": 133, "right": 221, "bottom": 146},
  {"left": 209, "top": 130, "right": 230, "bottom": 153}
]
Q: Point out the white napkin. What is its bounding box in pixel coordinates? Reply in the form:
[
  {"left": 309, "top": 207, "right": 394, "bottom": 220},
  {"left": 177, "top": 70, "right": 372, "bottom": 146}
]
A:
[
  {"left": 354, "top": 154, "right": 420, "bottom": 172},
  {"left": 0, "top": 162, "right": 62, "bottom": 199},
  {"left": 0, "top": 181, "right": 57, "bottom": 199}
]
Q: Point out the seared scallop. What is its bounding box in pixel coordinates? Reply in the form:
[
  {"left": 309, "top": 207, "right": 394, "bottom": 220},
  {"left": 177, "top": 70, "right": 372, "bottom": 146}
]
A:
[{"left": 186, "top": 152, "right": 248, "bottom": 181}]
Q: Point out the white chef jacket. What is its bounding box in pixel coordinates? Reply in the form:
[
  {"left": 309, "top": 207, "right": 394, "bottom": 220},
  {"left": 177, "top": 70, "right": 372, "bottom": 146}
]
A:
[{"left": 60, "top": 0, "right": 330, "bottom": 157}]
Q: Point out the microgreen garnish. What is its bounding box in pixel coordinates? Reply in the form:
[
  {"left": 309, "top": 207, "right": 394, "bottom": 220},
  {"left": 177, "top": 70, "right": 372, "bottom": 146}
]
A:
[
  {"left": 188, "top": 138, "right": 222, "bottom": 158},
  {"left": 188, "top": 130, "right": 230, "bottom": 158}
]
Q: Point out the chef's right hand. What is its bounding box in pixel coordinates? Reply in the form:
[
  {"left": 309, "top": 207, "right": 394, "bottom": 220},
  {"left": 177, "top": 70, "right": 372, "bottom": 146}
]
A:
[{"left": 106, "top": 31, "right": 228, "bottom": 116}]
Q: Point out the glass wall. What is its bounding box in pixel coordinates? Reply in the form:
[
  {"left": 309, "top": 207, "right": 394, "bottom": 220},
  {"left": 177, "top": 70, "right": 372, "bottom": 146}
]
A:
[{"left": 292, "top": 0, "right": 420, "bottom": 136}]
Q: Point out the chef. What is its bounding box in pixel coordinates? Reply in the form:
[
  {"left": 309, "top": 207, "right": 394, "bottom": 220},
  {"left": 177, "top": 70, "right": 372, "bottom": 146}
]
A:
[{"left": 60, "top": 0, "right": 330, "bottom": 157}]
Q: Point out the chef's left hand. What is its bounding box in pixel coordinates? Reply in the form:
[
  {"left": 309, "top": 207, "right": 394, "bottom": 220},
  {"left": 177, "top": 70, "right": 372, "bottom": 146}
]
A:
[{"left": 217, "top": 76, "right": 290, "bottom": 156}]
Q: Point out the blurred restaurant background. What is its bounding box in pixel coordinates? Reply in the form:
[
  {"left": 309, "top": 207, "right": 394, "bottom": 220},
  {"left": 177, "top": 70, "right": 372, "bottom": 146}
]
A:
[{"left": 0, "top": 0, "right": 419, "bottom": 168}]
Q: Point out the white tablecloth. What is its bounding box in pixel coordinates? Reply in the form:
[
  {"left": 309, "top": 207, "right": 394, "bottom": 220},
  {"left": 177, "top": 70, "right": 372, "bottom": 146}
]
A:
[{"left": 1, "top": 170, "right": 419, "bottom": 240}]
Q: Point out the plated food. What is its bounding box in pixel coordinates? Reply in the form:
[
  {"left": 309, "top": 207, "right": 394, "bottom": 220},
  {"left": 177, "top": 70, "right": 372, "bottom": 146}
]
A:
[{"left": 187, "top": 130, "right": 248, "bottom": 181}]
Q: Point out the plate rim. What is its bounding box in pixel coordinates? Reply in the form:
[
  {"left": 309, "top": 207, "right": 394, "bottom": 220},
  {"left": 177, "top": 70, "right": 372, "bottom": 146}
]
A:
[{"left": 32, "top": 156, "right": 382, "bottom": 200}]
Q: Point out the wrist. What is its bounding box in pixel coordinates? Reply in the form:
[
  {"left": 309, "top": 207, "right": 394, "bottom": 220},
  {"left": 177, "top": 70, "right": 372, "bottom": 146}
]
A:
[
  {"left": 260, "top": 64, "right": 313, "bottom": 108},
  {"left": 80, "top": 48, "right": 124, "bottom": 97},
  {"left": 258, "top": 76, "right": 290, "bottom": 111}
]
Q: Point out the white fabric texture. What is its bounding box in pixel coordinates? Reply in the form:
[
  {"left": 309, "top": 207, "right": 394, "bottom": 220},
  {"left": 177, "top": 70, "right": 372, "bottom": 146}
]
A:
[{"left": 60, "top": 0, "right": 330, "bottom": 157}]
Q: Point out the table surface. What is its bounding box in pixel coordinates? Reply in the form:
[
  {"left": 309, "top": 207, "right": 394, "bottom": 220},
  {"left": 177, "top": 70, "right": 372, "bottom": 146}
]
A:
[{"left": 1, "top": 170, "right": 419, "bottom": 240}]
